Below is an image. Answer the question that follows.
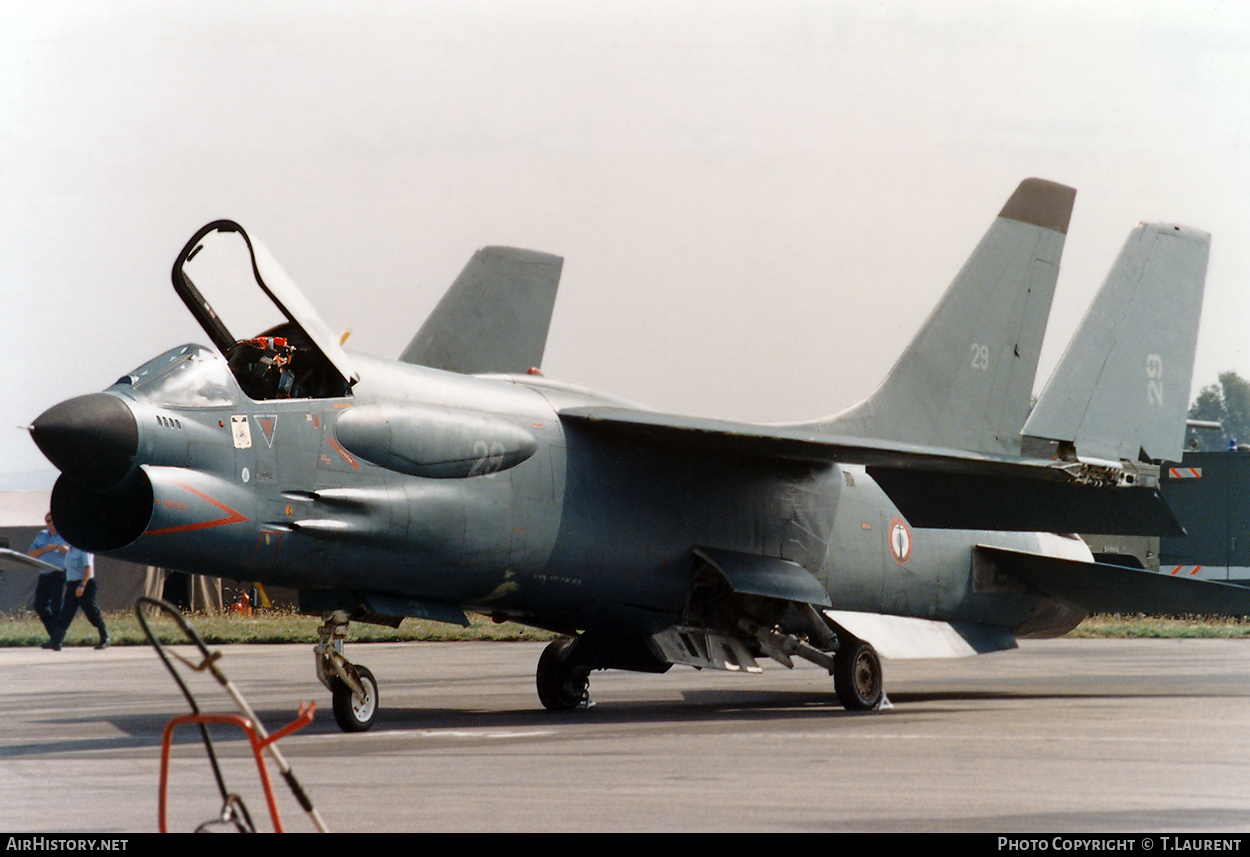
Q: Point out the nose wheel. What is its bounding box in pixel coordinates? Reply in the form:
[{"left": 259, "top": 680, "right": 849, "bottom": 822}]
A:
[{"left": 331, "top": 665, "right": 378, "bottom": 732}]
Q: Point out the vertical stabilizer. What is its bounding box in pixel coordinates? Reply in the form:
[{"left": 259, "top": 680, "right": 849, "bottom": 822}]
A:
[
  {"left": 805, "top": 179, "right": 1076, "bottom": 455},
  {"left": 401, "top": 246, "right": 563, "bottom": 374},
  {"left": 1023, "top": 223, "right": 1210, "bottom": 465}
]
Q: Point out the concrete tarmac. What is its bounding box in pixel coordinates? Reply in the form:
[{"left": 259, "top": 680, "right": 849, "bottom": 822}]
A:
[{"left": 2, "top": 638, "right": 1249, "bottom": 833}]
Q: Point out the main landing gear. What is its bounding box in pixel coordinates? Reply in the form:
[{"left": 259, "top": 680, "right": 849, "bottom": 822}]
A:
[
  {"left": 315, "top": 611, "right": 379, "bottom": 732},
  {"left": 533, "top": 629, "right": 884, "bottom": 714},
  {"left": 832, "top": 638, "right": 884, "bottom": 711},
  {"left": 737, "top": 617, "right": 885, "bottom": 712},
  {"left": 535, "top": 638, "right": 592, "bottom": 711}
]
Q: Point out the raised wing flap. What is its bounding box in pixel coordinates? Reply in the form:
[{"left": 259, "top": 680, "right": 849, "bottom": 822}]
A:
[
  {"left": 823, "top": 610, "right": 1018, "bottom": 659},
  {"left": 559, "top": 406, "right": 1182, "bottom": 535},
  {"left": 559, "top": 406, "right": 1059, "bottom": 471}
]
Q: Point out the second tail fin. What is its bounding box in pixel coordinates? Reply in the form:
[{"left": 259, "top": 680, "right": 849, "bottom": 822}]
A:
[
  {"left": 805, "top": 178, "right": 1076, "bottom": 455},
  {"left": 1023, "top": 223, "right": 1210, "bottom": 465}
]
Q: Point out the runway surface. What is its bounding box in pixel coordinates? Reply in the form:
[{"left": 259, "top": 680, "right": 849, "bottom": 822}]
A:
[{"left": 2, "top": 637, "right": 1249, "bottom": 833}]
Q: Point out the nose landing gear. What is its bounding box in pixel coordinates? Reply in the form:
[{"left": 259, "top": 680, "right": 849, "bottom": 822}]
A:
[{"left": 315, "top": 611, "right": 379, "bottom": 732}]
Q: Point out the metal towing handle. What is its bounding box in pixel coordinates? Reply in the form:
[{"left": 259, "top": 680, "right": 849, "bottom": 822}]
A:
[{"left": 136, "top": 596, "right": 329, "bottom": 833}]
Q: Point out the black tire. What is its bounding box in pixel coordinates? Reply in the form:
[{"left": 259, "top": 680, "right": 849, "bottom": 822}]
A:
[
  {"left": 833, "top": 639, "right": 883, "bottom": 711},
  {"left": 332, "top": 665, "right": 379, "bottom": 732},
  {"left": 536, "top": 638, "right": 590, "bottom": 710}
]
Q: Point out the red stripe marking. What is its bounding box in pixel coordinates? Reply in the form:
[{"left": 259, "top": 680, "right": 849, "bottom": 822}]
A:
[
  {"left": 146, "top": 483, "right": 249, "bottom": 536},
  {"left": 325, "top": 436, "right": 359, "bottom": 470}
]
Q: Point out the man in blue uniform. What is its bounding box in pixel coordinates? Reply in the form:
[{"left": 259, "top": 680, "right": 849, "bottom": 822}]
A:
[
  {"left": 47, "top": 546, "right": 109, "bottom": 651},
  {"left": 27, "top": 513, "right": 68, "bottom": 642}
]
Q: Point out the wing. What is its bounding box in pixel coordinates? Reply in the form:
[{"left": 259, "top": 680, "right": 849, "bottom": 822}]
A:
[{"left": 558, "top": 406, "right": 1183, "bottom": 536}]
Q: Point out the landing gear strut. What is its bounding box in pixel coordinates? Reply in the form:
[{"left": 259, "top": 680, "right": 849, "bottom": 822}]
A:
[
  {"left": 315, "top": 611, "right": 379, "bottom": 732},
  {"left": 733, "top": 609, "right": 885, "bottom": 712},
  {"left": 535, "top": 638, "right": 592, "bottom": 710}
]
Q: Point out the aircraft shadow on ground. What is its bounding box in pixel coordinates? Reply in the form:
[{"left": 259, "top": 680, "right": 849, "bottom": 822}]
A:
[{"left": 11, "top": 684, "right": 1207, "bottom": 755}]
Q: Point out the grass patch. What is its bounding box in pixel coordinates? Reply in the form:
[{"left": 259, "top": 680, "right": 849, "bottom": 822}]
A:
[
  {"left": 1069, "top": 613, "right": 1250, "bottom": 638},
  {"left": 0, "top": 608, "right": 557, "bottom": 648},
  {"left": 1, "top": 609, "right": 1247, "bottom": 648}
]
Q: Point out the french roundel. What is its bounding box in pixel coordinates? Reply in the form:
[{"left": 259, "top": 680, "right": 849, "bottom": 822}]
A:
[{"left": 888, "top": 517, "right": 912, "bottom": 564}]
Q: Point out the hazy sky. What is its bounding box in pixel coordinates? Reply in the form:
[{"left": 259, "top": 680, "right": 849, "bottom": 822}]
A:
[{"left": 3, "top": 0, "right": 1248, "bottom": 482}]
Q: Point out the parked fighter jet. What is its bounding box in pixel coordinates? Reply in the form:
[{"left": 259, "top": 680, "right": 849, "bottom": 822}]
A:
[{"left": 30, "top": 180, "right": 1245, "bottom": 732}]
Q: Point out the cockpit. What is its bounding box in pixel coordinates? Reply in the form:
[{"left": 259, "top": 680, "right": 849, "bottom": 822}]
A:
[{"left": 224, "top": 325, "right": 350, "bottom": 401}]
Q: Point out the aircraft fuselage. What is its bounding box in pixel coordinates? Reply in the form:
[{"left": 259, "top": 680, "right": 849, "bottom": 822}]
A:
[{"left": 43, "top": 343, "right": 1068, "bottom": 642}]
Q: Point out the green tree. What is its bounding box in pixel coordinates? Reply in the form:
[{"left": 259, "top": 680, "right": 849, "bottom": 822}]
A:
[
  {"left": 1187, "top": 371, "right": 1250, "bottom": 451},
  {"left": 1220, "top": 372, "right": 1250, "bottom": 445}
]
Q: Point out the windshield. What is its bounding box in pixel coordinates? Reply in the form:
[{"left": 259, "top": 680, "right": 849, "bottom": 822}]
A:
[{"left": 119, "top": 344, "right": 236, "bottom": 408}]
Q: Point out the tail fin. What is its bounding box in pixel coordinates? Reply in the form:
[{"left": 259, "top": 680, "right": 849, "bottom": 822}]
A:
[
  {"left": 806, "top": 178, "right": 1076, "bottom": 455},
  {"left": 1023, "top": 223, "right": 1210, "bottom": 465},
  {"left": 400, "top": 246, "right": 563, "bottom": 374}
]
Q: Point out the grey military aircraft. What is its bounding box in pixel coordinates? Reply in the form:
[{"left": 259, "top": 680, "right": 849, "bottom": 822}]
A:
[{"left": 29, "top": 179, "right": 1249, "bottom": 732}]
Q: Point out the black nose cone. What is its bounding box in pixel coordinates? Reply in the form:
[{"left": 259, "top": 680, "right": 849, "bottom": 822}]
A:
[{"left": 31, "top": 394, "right": 138, "bottom": 487}]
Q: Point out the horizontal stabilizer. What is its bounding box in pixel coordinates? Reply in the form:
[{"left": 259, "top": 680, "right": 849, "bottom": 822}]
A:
[
  {"left": 977, "top": 545, "right": 1250, "bottom": 618},
  {"left": 824, "top": 610, "right": 1018, "bottom": 659},
  {"left": 401, "top": 246, "right": 563, "bottom": 374},
  {"left": 561, "top": 406, "right": 1182, "bottom": 535}
]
